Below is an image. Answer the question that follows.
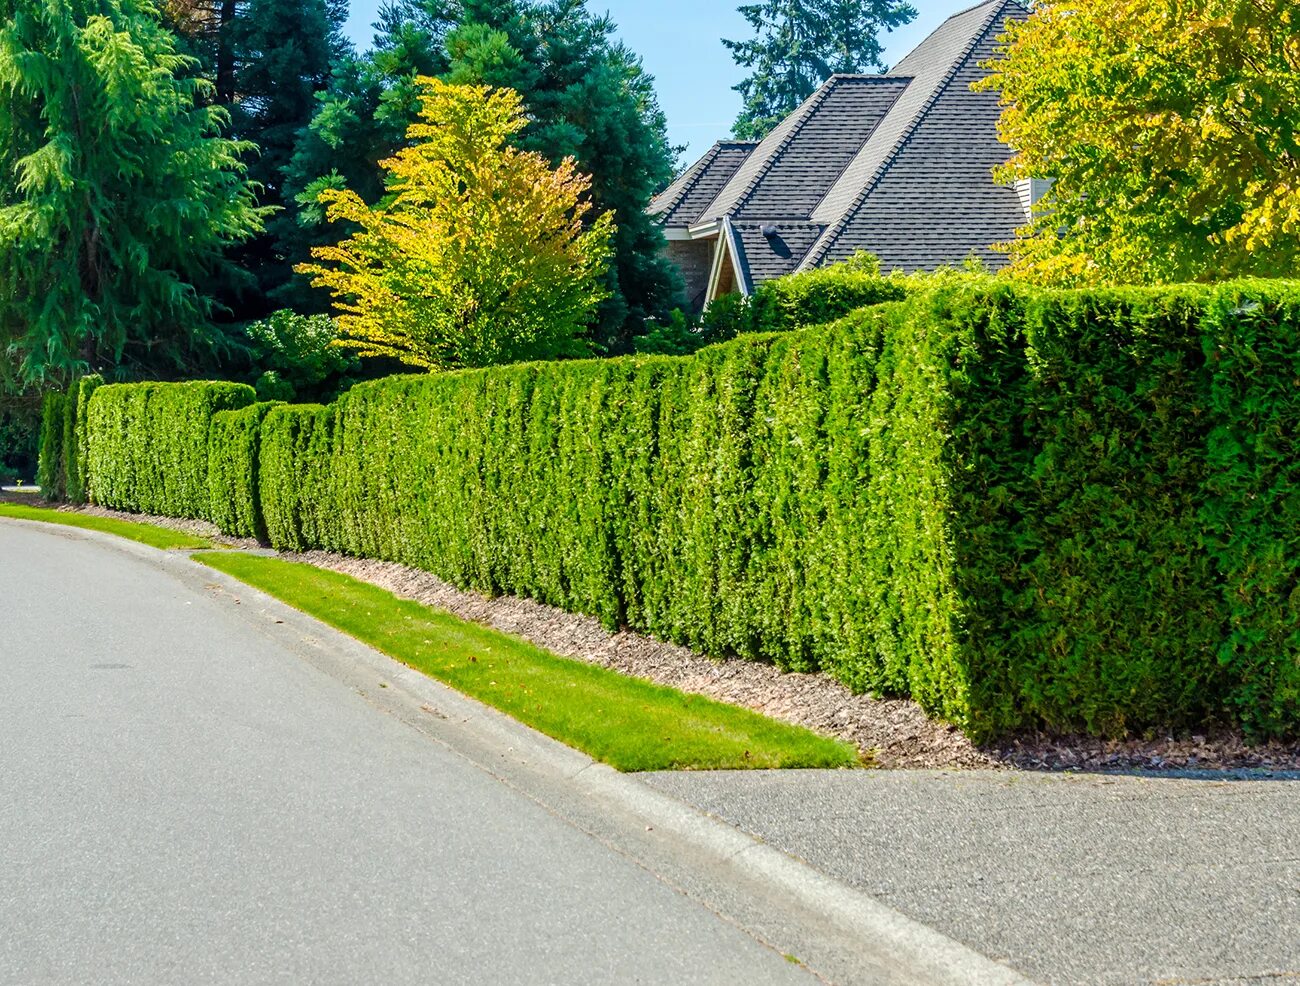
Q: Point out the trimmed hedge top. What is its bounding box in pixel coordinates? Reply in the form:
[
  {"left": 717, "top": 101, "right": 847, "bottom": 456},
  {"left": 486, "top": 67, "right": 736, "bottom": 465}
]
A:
[{"left": 65, "top": 276, "right": 1300, "bottom": 742}]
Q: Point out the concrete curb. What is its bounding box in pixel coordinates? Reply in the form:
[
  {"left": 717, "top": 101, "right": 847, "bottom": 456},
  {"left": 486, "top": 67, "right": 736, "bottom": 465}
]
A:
[{"left": 2, "top": 516, "right": 1037, "bottom": 986}]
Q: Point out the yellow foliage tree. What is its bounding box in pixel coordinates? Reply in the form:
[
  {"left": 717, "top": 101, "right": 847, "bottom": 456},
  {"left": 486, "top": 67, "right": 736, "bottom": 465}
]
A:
[
  {"left": 297, "top": 77, "right": 615, "bottom": 369},
  {"left": 979, "top": 0, "right": 1300, "bottom": 285}
]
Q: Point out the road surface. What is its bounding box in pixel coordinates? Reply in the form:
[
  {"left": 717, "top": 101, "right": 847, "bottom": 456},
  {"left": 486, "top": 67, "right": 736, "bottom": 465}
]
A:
[{"left": 0, "top": 520, "right": 817, "bottom": 986}]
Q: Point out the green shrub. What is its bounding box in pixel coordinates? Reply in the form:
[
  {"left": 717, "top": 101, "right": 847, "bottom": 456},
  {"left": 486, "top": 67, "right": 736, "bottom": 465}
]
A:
[
  {"left": 63, "top": 374, "right": 102, "bottom": 505},
  {"left": 633, "top": 260, "right": 909, "bottom": 356},
  {"left": 86, "top": 381, "right": 255, "bottom": 519},
  {"left": 1198, "top": 284, "right": 1300, "bottom": 737},
  {"left": 243, "top": 310, "right": 360, "bottom": 403},
  {"left": 258, "top": 403, "right": 336, "bottom": 552},
  {"left": 0, "top": 394, "right": 42, "bottom": 486},
  {"left": 36, "top": 391, "right": 65, "bottom": 501},
  {"left": 208, "top": 401, "right": 282, "bottom": 539},
  {"left": 76, "top": 279, "right": 1300, "bottom": 743}
]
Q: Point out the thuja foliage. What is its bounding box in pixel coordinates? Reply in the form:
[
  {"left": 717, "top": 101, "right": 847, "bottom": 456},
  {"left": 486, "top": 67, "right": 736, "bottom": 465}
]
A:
[
  {"left": 35, "top": 391, "right": 65, "bottom": 501},
  {"left": 0, "top": 0, "right": 265, "bottom": 385},
  {"left": 208, "top": 401, "right": 281, "bottom": 538},
  {"left": 62, "top": 374, "right": 102, "bottom": 505},
  {"left": 77, "top": 280, "right": 1300, "bottom": 741},
  {"left": 86, "top": 381, "right": 255, "bottom": 519},
  {"left": 635, "top": 255, "right": 908, "bottom": 356},
  {"left": 299, "top": 78, "right": 614, "bottom": 371},
  {"left": 258, "top": 403, "right": 334, "bottom": 551}
]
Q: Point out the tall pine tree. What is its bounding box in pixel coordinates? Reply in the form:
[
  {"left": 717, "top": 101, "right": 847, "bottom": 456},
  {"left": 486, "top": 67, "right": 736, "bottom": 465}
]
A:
[
  {"left": 227, "top": 0, "right": 348, "bottom": 313},
  {"left": 0, "top": 0, "right": 265, "bottom": 387},
  {"left": 286, "top": 0, "right": 460, "bottom": 228},
  {"left": 726, "top": 0, "right": 916, "bottom": 140}
]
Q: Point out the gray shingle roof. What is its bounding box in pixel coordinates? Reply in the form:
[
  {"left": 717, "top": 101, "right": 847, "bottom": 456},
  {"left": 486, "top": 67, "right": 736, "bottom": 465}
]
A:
[
  {"left": 732, "top": 223, "right": 825, "bottom": 285},
  {"left": 649, "top": 141, "right": 758, "bottom": 227},
  {"left": 803, "top": 0, "right": 1029, "bottom": 270},
  {"left": 735, "top": 77, "right": 910, "bottom": 222},
  {"left": 651, "top": 0, "right": 1031, "bottom": 291},
  {"left": 815, "top": 15, "right": 1027, "bottom": 271}
]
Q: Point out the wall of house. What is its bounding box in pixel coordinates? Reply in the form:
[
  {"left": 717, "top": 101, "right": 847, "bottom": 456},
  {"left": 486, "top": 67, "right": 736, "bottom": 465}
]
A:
[
  {"left": 1015, "top": 178, "right": 1053, "bottom": 222},
  {"left": 666, "top": 239, "right": 715, "bottom": 314}
]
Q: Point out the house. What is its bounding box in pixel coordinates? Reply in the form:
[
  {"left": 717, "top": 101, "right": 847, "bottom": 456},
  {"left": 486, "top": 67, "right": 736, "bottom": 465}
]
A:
[{"left": 650, "top": 0, "right": 1045, "bottom": 312}]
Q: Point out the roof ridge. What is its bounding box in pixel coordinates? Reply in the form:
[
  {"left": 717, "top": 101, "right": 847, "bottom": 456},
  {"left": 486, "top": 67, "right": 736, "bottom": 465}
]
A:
[
  {"left": 650, "top": 141, "right": 726, "bottom": 220},
  {"left": 824, "top": 72, "right": 916, "bottom": 82},
  {"left": 800, "top": 80, "right": 908, "bottom": 227},
  {"left": 700, "top": 77, "right": 846, "bottom": 223},
  {"left": 801, "top": 0, "right": 1019, "bottom": 270}
]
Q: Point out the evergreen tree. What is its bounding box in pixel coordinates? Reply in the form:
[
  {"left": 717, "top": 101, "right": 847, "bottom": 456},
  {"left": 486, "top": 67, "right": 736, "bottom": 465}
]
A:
[
  {"left": 0, "top": 0, "right": 265, "bottom": 387},
  {"left": 289, "top": 0, "right": 682, "bottom": 352},
  {"left": 225, "top": 0, "right": 349, "bottom": 314},
  {"left": 163, "top": 0, "right": 348, "bottom": 316},
  {"left": 299, "top": 78, "right": 613, "bottom": 370},
  {"left": 285, "top": 0, "right": 459, "bottom": 234},
  {"left": 726, "top": 0, "right": 916, "bottom": 140}
]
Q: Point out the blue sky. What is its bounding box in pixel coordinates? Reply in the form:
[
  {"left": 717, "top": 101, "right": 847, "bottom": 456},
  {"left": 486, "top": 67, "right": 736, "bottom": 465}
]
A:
[{"left": 341, "top": 1, "right": 976, "bottom": 159}]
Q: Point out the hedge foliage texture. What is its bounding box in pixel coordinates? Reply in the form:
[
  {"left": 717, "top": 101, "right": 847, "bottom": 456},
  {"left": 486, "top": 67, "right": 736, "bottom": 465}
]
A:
[
  {"left": 74, "top": 280, "right": 1300, "bottom": 740},
  {"left": 86, "top": 381, "right": 255, "bottom": 519},
  {"left": 208, "top": 401, "right": 282, "bottom": 539}
]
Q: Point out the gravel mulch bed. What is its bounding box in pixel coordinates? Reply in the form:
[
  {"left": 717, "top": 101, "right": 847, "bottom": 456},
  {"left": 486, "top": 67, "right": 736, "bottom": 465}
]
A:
[
  {"left": 66, "top": 504, "right": 261, "bottom": 550},
  {"left": 287, "top": 551, "right": 1300, "bottom": 775},
  {"left": 19, "top": 502, "right": 1300, "bottom": 774}
]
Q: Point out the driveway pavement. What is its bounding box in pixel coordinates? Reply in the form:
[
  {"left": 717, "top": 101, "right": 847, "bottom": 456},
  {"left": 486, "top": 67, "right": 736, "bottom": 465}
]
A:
[{"left": 645, "top": 768, "right": 1300, "bottom": 985}]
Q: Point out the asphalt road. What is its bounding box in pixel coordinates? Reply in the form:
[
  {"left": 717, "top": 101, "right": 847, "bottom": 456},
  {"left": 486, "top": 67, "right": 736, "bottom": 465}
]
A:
[{"left": 0, "top": 520, "right": 816, "bottom": 986}]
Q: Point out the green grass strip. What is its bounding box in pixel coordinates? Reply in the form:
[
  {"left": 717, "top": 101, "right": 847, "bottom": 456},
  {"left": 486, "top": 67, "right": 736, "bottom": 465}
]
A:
[
  {"left": 195, "top": 552, "right": 861, "bottom": 773},
  {"left": 0, "top": 503, "right": 211, "bottom": 550}
]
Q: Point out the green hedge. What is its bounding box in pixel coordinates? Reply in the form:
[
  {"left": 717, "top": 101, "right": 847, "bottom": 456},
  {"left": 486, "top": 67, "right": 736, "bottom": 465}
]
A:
[
  {"left": 63, "top": 374, "right": 102, "bottom": 505},
  {"left": 259, "top": 404, "right": 336, "bottom": 552},
  {"left": 71, "top": 279, "right": 1300, "bottom": 741},
  {"left": 208, "top": 401, "right": 282, "bottom": 539},
  {"left": 36, "top": 391, "right": 66, "bottom": 501},
  {"left": 86, "top": 381, "right": 255, "bottom": 519},
  {"left": 252, "top": 280, "right": 1300, "bottom": 741},
  {"left": 635, "top": 265, "right": 909, "bottom": 355}
]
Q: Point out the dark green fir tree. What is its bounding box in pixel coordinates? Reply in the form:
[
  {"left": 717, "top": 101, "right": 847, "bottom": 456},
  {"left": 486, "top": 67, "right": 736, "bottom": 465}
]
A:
[
  {"left": 726, "top": 0, "right": 917, "bottom": 140},
  {"left": 290, "top": 0, "right": 684, "bottom": 351},
  {"left": 0, "top": 0, "right": 265, "bottom": 387}
]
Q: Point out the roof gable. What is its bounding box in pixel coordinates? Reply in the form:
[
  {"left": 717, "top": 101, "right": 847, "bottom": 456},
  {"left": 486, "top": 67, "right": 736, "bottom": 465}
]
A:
[
  {"left": 649, "top": 140, "right": 758, "bottom": 228},
  {"left": 802, "top": 0, "right": 1029, "bottom": 267},
  {"left": 650, "top": 0, "right": 1031, "bottom": 294}
]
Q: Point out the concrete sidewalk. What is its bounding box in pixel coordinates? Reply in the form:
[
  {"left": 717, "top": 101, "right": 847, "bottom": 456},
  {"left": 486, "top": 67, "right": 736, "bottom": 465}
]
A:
[{"left": 644, "top": 768, "right": 1300, "bottom": 985}]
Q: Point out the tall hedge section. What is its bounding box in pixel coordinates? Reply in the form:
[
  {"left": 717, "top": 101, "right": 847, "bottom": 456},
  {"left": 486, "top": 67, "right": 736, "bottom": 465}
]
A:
[
  {"left": 63, "top": 374, "right": 103, "bottom": 505},
  {"left": 208, "top": 401, "right": 282, "bottom": 539},
  {"left": 69, "top": 279, "right": 1300, "bottom": 742},
  {"left": 36, "top": 391, "right": 66, "bottom": 502},
  {"left": 86, "top": 381, "right": 255, "bottom": 519}
]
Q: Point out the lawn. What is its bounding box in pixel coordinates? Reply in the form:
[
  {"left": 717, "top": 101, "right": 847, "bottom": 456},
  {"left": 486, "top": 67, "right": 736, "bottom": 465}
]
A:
[
  {"left": 0, "top": 503, "right": 211, "bottom": 550},
  {"left": 195, "top": 552, "right": 860, "bottom": 773}
]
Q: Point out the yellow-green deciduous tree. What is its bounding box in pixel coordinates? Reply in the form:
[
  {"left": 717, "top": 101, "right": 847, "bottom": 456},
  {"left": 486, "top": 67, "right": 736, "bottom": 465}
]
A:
[
  {"left": 298, "top": 77, "right": 614, "bottom": 370},
  {"left": 979, "top": 0, "right": 1300, "bottom": 285}
]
